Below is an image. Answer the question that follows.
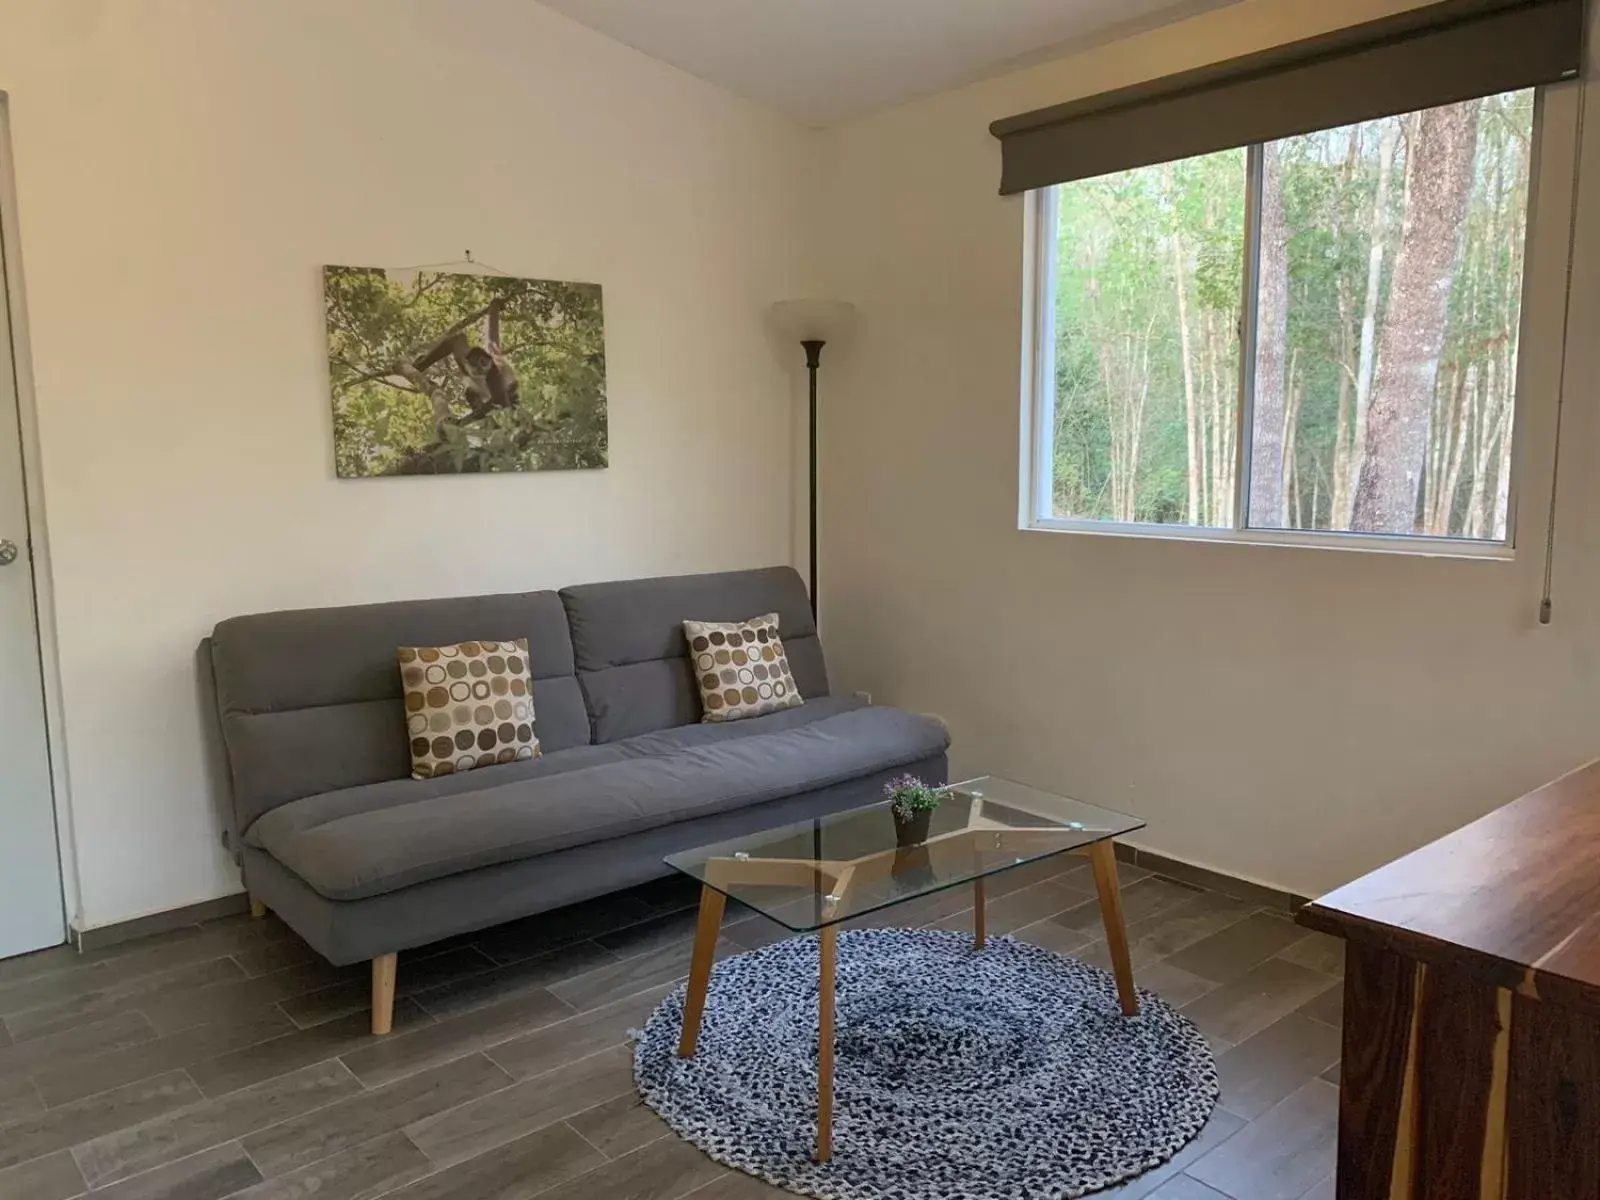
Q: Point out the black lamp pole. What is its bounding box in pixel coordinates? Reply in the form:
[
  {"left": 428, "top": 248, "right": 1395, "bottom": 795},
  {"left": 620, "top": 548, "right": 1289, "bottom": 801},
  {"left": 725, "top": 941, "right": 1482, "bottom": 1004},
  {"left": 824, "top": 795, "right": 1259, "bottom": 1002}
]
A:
[
  {"left": 802, "top": 339, "right": 825, "bottom": 620},
  {"left": 801, "top": 338, "right": 827, "bottom": 898}
]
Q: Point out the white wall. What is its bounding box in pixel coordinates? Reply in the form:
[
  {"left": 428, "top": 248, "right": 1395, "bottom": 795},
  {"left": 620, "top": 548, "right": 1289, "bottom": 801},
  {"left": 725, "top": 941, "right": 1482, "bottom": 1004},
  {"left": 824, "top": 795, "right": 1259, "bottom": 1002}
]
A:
[
  {"left": 0, "top": 0, "right": 818, "bottom": 928},
  {"left": 812, "top": 0, "right": 1600, "bottom": 896},
  {"left": 8, "top": 0, "right": 1598, "bottom": 928}
]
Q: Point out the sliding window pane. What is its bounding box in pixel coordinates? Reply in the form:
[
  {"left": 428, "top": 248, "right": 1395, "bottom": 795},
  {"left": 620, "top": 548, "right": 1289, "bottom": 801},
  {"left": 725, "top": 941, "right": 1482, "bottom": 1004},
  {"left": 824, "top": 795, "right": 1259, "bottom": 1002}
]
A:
[
  {"left": 1050, "top": 150, "right": 1245, "bottom": 526},
  {"left": 1248, "top": 90, "right": 1534, "bottom": 539}
]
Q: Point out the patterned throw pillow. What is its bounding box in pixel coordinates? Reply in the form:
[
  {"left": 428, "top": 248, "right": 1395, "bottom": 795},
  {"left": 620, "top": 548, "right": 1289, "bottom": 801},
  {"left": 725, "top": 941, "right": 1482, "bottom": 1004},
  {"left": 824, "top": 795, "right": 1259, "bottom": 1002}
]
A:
[
  {"left": 682, "top": 613, "right": 803, "bottom": 723},
  {"left": 399, "top": 639, "right": 540, "bottom": 779}
]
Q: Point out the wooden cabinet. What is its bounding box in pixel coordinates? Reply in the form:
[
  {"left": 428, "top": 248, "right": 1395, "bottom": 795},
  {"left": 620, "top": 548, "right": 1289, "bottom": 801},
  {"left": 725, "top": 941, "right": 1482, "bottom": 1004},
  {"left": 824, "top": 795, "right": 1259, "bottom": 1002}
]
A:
[{"left": 1298, "top": 760, "right": 1600, "bottom": 1199}]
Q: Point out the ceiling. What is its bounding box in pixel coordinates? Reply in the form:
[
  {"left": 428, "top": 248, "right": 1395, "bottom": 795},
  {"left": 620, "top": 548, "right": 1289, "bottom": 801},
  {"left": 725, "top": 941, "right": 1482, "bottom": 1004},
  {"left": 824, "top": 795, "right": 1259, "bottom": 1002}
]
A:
[{"left": 539, "top": 0, "right": 1243, "bottom": 125}]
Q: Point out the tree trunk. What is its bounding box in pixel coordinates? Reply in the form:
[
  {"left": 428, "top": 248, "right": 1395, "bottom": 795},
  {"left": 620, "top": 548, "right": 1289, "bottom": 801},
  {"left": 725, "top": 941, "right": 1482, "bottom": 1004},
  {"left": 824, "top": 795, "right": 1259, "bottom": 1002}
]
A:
[
  {"left": 1205, "top": 311, "right": 1222, "bottom": 523},
  {"left": 1329, "top": 125, "right": 1362, "bottom": 531},
  {"left": 1092, "top": 283, "right": 1154, "bottom": 525},
  {"left": 1250, "top": 142, "right": 1291, "bottom": 528},
  {"left": 1208, "top": 294, "right": 1240, "bottom": 526},
  {"left": 1282, "top": 347, "right": 1303, "bottom": 526},
  {"left": 1167, "top": 164, "right": 1202, "bottom": 525},
  {"left": 1126, "top": 320, "right": 1154, "bottom": 520},
  {"left": 1491, "top": 396, "right": 1513, "bottom": 541},
  {"left": 1352, "top": 100, "right": 1482, "bottom": 534},
  {"left": 1464, "top": 358, "right": 1502, "bottom": 538},
  {"left": 1331, "top": 280, "right": 1356, "bottom": 531},
  {"left": 1341, "top": 120, "right": 1401, "bottom": 529},
  {"left": 1086, "top": 271, "right": 1132, "bottom": 522},
  {"left": 1215, "top": 310, "right": 1237, "bottom": 524},
  {"left": 1198, "top": 309, "right": 1212, "bottom": 520},
  {"left": 1433, "top": 364, "right": 1473, "bottom": 534}
]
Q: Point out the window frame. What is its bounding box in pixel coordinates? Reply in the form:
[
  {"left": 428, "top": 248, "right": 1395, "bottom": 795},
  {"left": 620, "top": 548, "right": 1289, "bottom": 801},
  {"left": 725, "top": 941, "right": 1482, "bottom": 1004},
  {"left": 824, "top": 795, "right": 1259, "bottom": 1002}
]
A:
[{"left": 1020, "top": 91, "right": 1551, "bottom": 561}]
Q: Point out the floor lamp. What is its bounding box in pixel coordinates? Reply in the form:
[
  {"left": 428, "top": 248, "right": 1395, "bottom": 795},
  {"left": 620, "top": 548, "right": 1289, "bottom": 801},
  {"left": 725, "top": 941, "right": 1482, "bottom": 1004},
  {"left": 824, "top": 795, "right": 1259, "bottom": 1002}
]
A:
[{"left": 768, "top": 300, "right": 857, "bottom": 621}]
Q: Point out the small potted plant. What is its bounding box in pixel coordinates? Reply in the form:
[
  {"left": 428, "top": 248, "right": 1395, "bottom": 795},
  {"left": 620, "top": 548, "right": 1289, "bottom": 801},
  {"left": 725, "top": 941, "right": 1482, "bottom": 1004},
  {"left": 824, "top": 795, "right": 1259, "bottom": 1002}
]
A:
[{"left": 885, "top": 774, "right": 941, "bottom": 847}]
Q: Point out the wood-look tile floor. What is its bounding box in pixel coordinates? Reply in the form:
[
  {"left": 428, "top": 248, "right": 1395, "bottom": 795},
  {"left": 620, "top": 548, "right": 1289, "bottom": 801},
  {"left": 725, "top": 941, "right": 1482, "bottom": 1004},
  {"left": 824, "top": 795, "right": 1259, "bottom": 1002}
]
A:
[{"left": 0, "top": 858, "right": 1343, "bottom": 1200}]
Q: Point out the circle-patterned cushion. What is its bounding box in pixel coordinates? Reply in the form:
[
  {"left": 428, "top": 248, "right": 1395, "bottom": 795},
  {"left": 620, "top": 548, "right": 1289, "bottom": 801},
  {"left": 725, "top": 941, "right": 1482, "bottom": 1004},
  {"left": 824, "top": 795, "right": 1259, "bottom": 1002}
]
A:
[
  {"left": 398, "top": 638, "right": 539, "bottom": 779},
  {"left": 681, "top": 612, "right": 803, "bottom": 723},
  {"left": 634, "top": 928, "right": 1219, "bottom": 1200}
]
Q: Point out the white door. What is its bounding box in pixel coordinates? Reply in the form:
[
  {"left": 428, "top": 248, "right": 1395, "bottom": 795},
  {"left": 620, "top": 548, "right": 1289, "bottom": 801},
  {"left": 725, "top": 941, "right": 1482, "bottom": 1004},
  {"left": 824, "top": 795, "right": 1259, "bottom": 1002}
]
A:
[{"left": 0, "top": 166, "right": 64, "bottom": 959}]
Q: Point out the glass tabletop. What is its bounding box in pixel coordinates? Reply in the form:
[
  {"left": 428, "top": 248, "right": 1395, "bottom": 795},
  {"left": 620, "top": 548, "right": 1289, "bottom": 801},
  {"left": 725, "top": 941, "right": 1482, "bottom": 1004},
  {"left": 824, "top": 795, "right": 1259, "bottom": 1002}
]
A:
[{"left": 664, "top": 776, "right": 1145, "bottom": 932}]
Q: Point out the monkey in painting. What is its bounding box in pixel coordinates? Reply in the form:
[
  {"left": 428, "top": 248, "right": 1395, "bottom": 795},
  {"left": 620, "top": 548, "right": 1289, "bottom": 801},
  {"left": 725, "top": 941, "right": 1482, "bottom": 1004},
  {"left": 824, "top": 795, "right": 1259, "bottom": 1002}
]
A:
[
  {"left": 412, "top": 299, "right": 521, "bottom": 428},
  {"left": 460, "top": 340, "right": 520, "bottom": 417}
]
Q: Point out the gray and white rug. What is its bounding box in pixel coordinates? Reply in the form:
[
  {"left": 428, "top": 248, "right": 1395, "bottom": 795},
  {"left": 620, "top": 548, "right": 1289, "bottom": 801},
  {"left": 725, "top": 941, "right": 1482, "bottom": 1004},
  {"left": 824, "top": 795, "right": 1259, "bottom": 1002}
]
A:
[{"left": 633, "top": 927, "right": 1219, "bottom": 1200}]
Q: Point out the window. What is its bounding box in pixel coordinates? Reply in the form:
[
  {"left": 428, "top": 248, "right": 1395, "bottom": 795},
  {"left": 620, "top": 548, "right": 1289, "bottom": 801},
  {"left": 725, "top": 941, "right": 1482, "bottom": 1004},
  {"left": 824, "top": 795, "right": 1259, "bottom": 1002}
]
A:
[{"left": 1026, "top": 89, "right": 1537, "bottom": 551}]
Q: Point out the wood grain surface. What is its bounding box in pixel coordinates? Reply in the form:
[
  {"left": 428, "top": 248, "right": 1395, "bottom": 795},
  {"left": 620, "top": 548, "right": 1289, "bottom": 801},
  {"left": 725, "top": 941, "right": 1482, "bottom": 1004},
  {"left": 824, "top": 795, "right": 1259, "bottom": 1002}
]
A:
[
  {"left": 1335, "top": 943, "right": 1414, "bottom": 1199},
  {"left": 1301, "top": 759, "right": 1600, "bottom": 1200},
  {"left": 1299, "top": 758, "right": 1600, "bottom": 1011},
  {"left": 1506, "top": 990, "right": 1600, "bottom": 1197}
]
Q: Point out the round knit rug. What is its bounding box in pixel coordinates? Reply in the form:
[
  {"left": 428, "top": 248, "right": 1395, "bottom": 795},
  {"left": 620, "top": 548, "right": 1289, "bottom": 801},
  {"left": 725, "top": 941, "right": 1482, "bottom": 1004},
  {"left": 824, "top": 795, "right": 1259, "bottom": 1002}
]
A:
[{"left": 633, "top": 928, "right": 1218, "bottom": 1200}]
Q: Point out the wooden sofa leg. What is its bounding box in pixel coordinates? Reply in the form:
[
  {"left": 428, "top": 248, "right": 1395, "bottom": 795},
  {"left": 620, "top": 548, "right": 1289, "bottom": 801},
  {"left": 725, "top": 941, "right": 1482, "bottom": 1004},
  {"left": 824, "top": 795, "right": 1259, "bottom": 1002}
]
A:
[
  {"left": 248, "top": 896, "right": 267, "bottom": 920},
  {"left": 371, "top": 954, "right": 397, "bottom": 1035}
]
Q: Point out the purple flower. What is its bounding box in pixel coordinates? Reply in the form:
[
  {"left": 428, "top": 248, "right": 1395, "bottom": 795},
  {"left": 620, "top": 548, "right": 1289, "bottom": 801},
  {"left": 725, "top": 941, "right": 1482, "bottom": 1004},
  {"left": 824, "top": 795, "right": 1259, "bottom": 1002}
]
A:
[{"left": 885, "top": 774, "right": 940, "bottom": 817}]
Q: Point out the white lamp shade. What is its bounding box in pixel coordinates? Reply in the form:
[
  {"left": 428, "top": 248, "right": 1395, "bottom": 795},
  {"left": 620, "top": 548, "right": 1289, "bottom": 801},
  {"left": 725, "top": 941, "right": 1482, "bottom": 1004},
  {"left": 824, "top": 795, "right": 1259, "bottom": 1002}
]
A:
[{"left": 768, "top": 299, "right": 857, "bottom": 343}]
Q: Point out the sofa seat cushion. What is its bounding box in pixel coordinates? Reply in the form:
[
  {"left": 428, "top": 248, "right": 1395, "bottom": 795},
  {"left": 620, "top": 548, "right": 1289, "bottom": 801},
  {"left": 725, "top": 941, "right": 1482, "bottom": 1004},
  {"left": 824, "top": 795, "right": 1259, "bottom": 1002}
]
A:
[
  {"left": 244, "top": 696, "right": 864, "bottom": 839},
  {"left": 243, "top": 701, "right": 949, "bottom": 902}
]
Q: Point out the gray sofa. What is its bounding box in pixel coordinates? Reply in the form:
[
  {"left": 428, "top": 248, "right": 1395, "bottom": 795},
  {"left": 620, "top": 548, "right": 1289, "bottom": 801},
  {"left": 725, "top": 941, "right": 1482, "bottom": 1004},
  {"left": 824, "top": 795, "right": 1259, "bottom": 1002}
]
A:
[{"left": 201, "top": 566, "right": 949, "bottom": 1032}]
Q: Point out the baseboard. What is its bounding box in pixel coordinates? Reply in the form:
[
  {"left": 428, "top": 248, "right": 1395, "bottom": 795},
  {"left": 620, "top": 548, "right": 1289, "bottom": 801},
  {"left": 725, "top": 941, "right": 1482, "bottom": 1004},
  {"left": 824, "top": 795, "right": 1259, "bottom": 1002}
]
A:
[
  {"left": 74, "top": 892, "right": 250, "bottom": 952},
  {"left": 1113, "top": 842, "right": 1311, "bottom": 912},
  {"left": 69, "top": 849, "right": 1306, "bottom": 953}
]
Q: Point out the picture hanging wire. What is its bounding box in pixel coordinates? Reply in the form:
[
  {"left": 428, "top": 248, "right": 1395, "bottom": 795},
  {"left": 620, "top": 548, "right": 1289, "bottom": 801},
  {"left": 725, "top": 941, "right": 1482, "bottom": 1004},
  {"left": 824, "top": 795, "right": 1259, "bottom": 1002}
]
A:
[
  {"left": 1540, "top": 32, "right": 1590, "bottom": 627},
  {"left": 384, "top": 250, "right": 516, "bottom": 277}
]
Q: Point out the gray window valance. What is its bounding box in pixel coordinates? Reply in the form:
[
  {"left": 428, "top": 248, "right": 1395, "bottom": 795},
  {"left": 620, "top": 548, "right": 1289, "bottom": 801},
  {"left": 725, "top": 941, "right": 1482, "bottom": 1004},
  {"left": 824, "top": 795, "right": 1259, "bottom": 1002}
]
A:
[{"left": 990, "top": 0, "right": 1583, "bottom": 195}]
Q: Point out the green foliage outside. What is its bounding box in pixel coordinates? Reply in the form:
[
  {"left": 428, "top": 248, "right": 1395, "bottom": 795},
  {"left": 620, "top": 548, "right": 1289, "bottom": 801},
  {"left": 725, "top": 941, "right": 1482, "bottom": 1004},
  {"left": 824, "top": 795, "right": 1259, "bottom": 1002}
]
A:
[
  {"left": 1051, "top": 90, "right": 1533, "bottom": 539},
  {"left": 1053, "top": 148, "right": 1243, "bottom": 526},
  {"left": 325, "top": 267, "right": 607, "bottom": 477}
]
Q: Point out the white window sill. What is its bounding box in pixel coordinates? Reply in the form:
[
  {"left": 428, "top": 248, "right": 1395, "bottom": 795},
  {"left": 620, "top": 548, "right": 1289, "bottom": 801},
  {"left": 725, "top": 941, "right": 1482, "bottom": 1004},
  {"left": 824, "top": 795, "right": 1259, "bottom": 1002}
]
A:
[{"left": 1023, "top": 517, "right": 1515, "bottom": 561}]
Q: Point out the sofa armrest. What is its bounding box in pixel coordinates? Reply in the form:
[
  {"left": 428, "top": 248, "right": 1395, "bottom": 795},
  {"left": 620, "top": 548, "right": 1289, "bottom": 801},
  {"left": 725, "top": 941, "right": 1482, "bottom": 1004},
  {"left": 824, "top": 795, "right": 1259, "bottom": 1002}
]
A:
[{"left": 852, "top": 690, "right": 946, "bottom": 735}]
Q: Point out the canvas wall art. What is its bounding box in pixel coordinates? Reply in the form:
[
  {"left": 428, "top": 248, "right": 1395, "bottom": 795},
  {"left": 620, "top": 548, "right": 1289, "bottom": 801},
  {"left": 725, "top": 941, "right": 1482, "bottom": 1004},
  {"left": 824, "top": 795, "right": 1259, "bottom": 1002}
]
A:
[{"left": 324, "top": 266, "right": 607, "bottom": 476}]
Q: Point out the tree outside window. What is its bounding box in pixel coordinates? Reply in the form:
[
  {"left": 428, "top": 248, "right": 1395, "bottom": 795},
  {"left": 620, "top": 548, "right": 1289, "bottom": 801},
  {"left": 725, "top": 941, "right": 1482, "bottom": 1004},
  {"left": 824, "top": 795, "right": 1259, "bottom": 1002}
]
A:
[{"left": 1038, "top": 89, "right": 1535, "bottom": 546}]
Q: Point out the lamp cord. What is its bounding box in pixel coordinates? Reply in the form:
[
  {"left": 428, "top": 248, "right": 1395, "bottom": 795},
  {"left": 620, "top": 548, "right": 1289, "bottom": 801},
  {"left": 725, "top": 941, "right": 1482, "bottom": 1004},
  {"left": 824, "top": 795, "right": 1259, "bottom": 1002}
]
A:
[{"left": 1541, "top": 38, "right": 1590, "bottom": 626}]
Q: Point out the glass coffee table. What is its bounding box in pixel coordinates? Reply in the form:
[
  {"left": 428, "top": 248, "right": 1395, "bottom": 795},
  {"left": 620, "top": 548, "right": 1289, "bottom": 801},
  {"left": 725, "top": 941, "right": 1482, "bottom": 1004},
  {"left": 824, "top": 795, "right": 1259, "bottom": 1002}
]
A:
[{"left": 665, "top": 775, "right": 1146, "bottom": 1163}]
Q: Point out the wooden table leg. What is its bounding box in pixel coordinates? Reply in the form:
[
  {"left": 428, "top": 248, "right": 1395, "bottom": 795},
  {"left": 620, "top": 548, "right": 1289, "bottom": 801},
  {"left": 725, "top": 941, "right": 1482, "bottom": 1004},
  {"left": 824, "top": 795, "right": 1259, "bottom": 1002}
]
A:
[
  {"left": 816, "top": 923, "right": 837, "bottom": 1163},
  {"left": 973, "top": 877, "right": 987, "bottom": 950},
  {"left": 676, "top": 884, "right": 726, "bottom": 1058},
  {"left": 371, "top": 954, "right": 397, "bottom": 1036},
  {"left": 1088, "top": 841, "right": 1139, "bottom": 1016}
]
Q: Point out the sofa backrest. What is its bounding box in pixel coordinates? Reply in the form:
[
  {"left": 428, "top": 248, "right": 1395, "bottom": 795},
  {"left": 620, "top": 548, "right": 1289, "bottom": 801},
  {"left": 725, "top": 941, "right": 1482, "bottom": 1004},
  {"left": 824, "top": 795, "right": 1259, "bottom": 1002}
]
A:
[
  {"left": 204, "top": 566, "right": 829, "bottom": 838},
  {"left": 560, "top": 566, "right": 828, "bottom": 743},
  {"left": 208, "top": 591, "right": 587, "bottom": 833}
]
